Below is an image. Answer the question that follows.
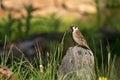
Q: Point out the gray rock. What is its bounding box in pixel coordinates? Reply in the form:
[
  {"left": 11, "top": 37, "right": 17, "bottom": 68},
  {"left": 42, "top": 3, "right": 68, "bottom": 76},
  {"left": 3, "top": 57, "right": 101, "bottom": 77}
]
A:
[{"left": 58, "top": 46, "right": 95, "bottom": 80}]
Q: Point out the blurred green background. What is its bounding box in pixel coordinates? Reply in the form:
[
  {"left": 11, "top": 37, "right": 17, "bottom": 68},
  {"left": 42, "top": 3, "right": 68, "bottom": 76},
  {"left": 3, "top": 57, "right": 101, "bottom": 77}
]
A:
[{"left": 0, "top": 0, "right": 120, "bottom": 53}]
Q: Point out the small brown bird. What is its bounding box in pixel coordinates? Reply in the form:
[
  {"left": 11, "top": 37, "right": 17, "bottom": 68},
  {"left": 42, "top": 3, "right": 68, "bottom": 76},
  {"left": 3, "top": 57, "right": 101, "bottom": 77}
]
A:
[{"left": 71, "top": 25, "right": 90, "bottom": 50}]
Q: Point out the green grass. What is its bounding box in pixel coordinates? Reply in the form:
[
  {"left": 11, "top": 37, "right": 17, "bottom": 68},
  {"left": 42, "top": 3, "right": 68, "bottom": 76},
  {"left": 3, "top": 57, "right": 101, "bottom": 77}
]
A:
[
  {"left": 0, "top": 13, "right": 99, "bottom": 43},
  {"left": 0, "top": 11, "right": 120, "bottom": 43},
  {"left": 0, "top": 33, "right": 119, "bottom": 80}
]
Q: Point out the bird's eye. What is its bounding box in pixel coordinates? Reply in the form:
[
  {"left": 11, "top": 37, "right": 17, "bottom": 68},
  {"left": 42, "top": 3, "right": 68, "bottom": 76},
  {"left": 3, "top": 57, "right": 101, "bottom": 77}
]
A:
[{"left": 74, "top": 26, "right": 76, "bottom": 29}]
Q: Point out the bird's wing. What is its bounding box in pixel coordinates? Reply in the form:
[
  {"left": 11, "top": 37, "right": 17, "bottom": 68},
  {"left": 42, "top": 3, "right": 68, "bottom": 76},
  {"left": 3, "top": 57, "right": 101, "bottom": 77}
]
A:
[
  {"left": 75, "top": 30, "right": 90, "bottom": 49},
  {"left": 75, "top": 30, "right": 88, "bottom": 43}
]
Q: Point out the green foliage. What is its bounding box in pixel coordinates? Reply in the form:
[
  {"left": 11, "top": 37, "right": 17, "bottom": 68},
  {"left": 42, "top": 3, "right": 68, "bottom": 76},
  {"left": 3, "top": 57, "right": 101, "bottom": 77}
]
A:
[
  {"left": 93, "top": 40, "right": 118, "bottom": 80},
  {"left": 0, "top": 36, "right": 119, "bottom": 80},
  {"left": 0, "top": 4, "right": 36, "bottom": 43},
  {"left": 30, "top": 13, "right": 61, "bottom": 33},
  {"left": 0, "top": 32, "right": 65, "bottom": 80},
  {"left": 0, "top": 15, "right": 26, "bottom": 43}
]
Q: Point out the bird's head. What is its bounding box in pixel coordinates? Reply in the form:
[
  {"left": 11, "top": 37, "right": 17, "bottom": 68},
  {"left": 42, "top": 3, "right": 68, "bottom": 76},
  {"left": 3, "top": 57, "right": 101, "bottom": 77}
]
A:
[{"left": 70, "top": 25, "right": 78, "bottom": 31}]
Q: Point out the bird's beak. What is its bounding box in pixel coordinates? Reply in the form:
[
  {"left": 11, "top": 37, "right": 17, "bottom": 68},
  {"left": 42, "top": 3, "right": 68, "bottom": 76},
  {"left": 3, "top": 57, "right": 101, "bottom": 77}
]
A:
[{"left": 70, "top": 25, "right": 74, "bottom": 31}]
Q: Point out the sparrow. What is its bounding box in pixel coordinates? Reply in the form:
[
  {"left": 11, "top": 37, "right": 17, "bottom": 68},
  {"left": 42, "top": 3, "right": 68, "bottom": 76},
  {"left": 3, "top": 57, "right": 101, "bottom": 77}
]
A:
[{"left": 70, "top": 25, "right": 91, "bottom": 50}]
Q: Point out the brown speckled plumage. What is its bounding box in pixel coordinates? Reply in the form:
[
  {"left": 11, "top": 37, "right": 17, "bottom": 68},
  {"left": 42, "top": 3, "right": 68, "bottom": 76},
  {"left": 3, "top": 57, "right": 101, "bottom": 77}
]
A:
[{"left": 71, "top": 25, "right": 90, "bottom": 50}]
